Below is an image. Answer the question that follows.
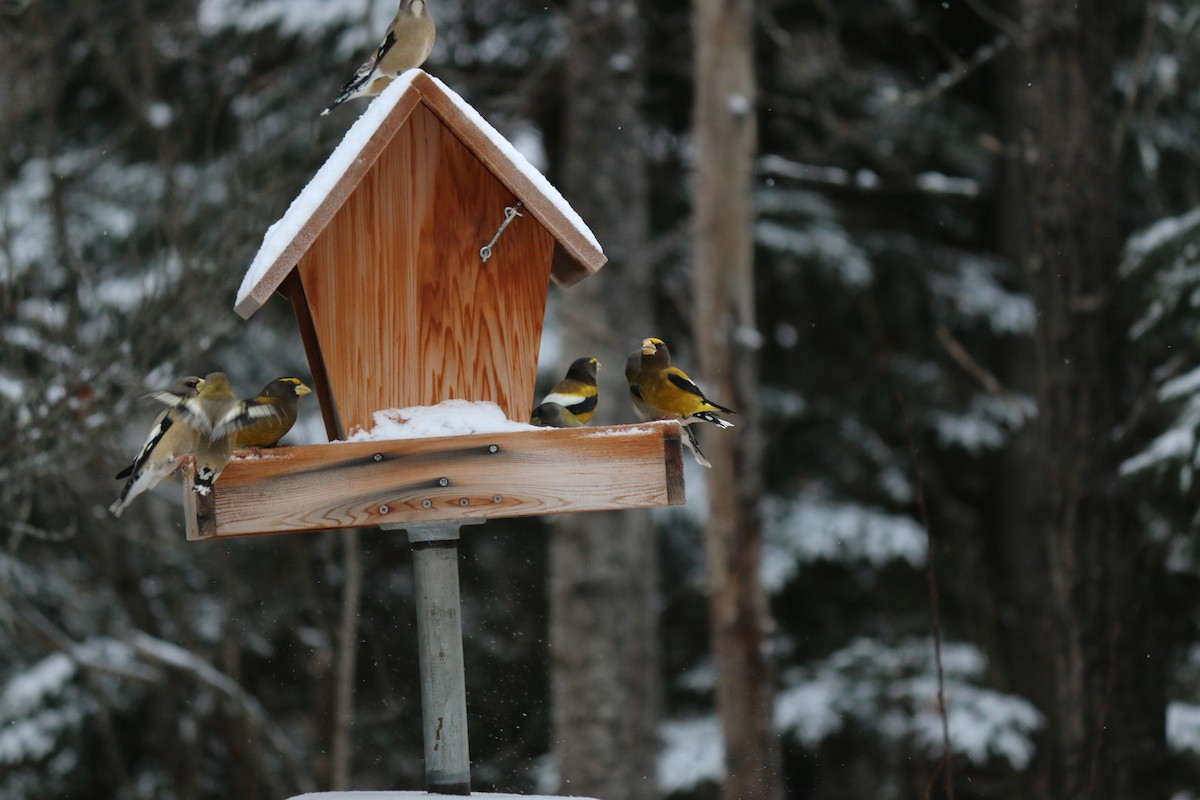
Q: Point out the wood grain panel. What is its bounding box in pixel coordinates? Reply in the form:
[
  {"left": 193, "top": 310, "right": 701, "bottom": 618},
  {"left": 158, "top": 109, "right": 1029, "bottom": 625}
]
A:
[
  {"left": 183, "top": 422, "right": 686, "bottom": 540},
  {"left": 298, "top": 102, "right": 555, "bottom": 434}
]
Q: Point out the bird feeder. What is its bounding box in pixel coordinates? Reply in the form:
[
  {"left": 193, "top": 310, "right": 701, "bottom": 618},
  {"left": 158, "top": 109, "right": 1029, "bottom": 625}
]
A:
[{"left": 186, "top": 70, "right": 683, "bottom": 796}]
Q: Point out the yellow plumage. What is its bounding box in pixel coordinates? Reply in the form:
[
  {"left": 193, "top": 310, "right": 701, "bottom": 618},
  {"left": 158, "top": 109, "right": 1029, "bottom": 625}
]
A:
[
  {"left": 110, "top": 376, "right": 204, "bottom": 517},
  {"left": 538, "top": 356, "right": 600, "bottom": 425},
  {"left": 234, "top": 377, "right": 312, "bottom": 448},
  {"left": 634, "top": 338, "right": 734, "bottom": 429}
]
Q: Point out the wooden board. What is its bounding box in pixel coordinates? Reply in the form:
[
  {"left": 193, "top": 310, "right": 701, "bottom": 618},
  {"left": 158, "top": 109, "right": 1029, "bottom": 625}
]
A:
[
  {"left": 297, "top": 102, "right": 555, "bottom": 433},
  {"left": 183, "top": 423, "right": 685, "bottom": 540}
]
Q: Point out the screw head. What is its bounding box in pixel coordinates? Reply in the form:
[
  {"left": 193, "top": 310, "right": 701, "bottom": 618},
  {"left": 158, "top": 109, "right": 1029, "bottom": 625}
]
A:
[
  {"left": 493, "top": 495, "right": 503, "bottom": 504},
  {"left": 422, "top": 499, "right": 432, "bottom": 509},
  {"left": 438, "top": 477, "right": 450, "bottom": 487},
  {"left": 488, "top": 444, "right": 499, "bottom": 454},
  {"left": 373, "top": 453, "right": 383, "bottom": 462},
  {"left": 459, "top": 498, "right": 469, "bottom": 507},
  {"left": 379, "top": 505, "right": 389, "bottom": 514}
]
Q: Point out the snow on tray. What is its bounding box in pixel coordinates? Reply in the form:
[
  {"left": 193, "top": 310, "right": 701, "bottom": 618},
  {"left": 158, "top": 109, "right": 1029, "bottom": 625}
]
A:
[
  {"left": 339, "top": 400, "right": 538, "bottom": 442},
  {"left": 236, "top": 70, "right": 600, "bottom": 313}
]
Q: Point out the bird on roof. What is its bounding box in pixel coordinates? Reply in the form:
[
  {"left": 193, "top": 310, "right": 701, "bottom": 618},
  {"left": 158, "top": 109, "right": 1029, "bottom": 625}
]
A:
[
  {"left": 110, "top": 376, "right": 205, "bottom": 517},
  {"left": 538, "top": 356, "right": 600, "bottom": 425},
  {"left": 321, "top": 0, "right": 436, "bottom": 116},
  {"left": 531, "top": 401, "right": 584, "bottom": 428},
  {"left": 234, "top": 377, "right": 312, "bottom": 449},
  {"left": 150, "top": 372, "right": 281, "bottom": 495},
  {"left": 625, "top": 349, "right": 712, "bottom": 468},
  {"left": 634, "top": 338, "right": 735, "bottom": 430}
]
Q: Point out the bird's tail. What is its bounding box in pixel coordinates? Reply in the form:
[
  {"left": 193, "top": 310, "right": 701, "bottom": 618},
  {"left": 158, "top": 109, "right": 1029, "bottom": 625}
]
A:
[
  {"left": 683, "top": 426, "right": 712, "bottom": 468},
  {"left": 692, "top": 411, "right": 734, "bottom": 429},
  {"left": 321, "top": 63, "right": 374, "bottom": 115}
]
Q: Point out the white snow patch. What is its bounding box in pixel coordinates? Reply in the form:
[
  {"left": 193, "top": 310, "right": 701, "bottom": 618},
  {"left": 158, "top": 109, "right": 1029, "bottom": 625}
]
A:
[
  {"left": 1168, "top": 702, "right": 1200, "bottom": 754},
  {"left": 658, "top": 718, "right": 725, "bottom": 793},
  {"left": 775, "top": 638, "right": 1042, "bottom": 769},
  {"left": 341, "top": 400, "right": 537, "bottom": 442},
  {"left": 762, "top": 492, "right": 926, "bottom": 590}
]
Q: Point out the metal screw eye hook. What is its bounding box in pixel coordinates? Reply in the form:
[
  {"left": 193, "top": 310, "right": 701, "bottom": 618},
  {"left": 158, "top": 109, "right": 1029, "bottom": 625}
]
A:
[{"left": 479, "top": 201, "right": 523, "bottom": 263}]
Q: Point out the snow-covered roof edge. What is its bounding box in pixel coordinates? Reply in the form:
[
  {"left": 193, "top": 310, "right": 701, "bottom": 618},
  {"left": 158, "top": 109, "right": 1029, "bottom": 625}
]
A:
[{"left": 234, "top": 69, "right": 606, "bottom": 320}]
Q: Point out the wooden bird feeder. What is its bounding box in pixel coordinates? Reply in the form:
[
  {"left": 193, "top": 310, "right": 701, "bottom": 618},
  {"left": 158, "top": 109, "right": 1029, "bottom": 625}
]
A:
[{"left": 188, "top": 70, "right": 684, "bottom": 797}]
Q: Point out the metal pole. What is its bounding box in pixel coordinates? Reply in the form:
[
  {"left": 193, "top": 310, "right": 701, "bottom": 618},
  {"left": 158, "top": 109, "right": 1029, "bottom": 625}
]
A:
[{"left": 381, "top": 520, "right": 473, "bottom": 794}]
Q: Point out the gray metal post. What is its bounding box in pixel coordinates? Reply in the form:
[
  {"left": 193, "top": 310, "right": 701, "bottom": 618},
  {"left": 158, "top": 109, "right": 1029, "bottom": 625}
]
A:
[{"left": 381, "top": 520, "right": 475, "bottom": 794}]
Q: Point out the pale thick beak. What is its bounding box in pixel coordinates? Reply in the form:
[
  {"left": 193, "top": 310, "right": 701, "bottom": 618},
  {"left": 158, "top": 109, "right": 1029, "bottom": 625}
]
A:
[{"left": 296, "top": 383, "right": 313, "bottom": 397}]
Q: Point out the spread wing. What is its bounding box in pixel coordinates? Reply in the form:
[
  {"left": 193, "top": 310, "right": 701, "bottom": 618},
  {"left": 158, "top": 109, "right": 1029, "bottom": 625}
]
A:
[{"left": 212, "top": 401, "right": 279, "bottom": 439}]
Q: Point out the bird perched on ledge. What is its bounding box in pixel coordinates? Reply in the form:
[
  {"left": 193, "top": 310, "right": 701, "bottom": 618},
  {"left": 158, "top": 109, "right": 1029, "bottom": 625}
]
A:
[
  {"left": 110, "top": 375, "right": 205, "bottom": 517},
  {"left": 625, "top": 349, "right": 712, "bottom": 468},
  {"left": 150, "top": 372, "right": 281, "bottom": 495},
  {"left": 634, "top": 337, "right": 735, "bottom": 429},
  {"left": 531, "top": 401, "right": 584, "bottom": 428},
  {"left": 538, "top": 356, "right": 601, "bottom": 425},
  {"left": 234, "top": 377, "right": 312, "bottom": 449},
  {"left": 322, "top": 0, "right": 436, "bottom": 115}
]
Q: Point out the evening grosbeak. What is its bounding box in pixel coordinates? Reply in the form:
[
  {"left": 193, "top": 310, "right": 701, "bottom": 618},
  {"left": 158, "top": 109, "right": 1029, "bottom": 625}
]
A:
[
  {"left": 635, "top": 337, "right": 735, "bottom": 429},
  {"left": 539, "top": 356, "right": 600, "bottom": 425},
  {"left": 151, "top": 372, "right": 280, "bottom": 495},
  {"left": 234, "top": 377, "right": 312, "bottom": 449},
  {"left": 530, "top": 402, "right": 584, "bottom": 428},
  {"left": 321, "top": 0, "right": 436, "bottom": 115},
  {"left": 110, "top": 376, "right": 204, "bottom": 517},
  {"left": 626, "top": 349, "right": 712, "bottom": 468}
]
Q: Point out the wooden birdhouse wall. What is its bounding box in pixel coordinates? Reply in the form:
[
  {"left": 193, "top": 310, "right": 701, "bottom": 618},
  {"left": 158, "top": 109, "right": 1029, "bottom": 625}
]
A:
[{"left": 296, "top": 102, "right": 556, "bottom": 436}]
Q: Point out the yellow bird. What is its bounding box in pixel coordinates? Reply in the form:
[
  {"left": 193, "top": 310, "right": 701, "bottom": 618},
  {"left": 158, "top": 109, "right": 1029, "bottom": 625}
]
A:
[
  {"left": 635, "top": 337, "right": 734, "bottom": 429},
  {"left": 151, "top": 372, "right": 281, "bottom": 495},
  {"left": 322, "top": 0, "right": 436, "bottom": 115},
  {"left": 110, "top": 376, "right": 204, "bottom": 517},
  {"left": 531, "top": 402, "right": 584, "bottom": 428},
  {"left": 234, "top": 377, "right": 312, "bottom": 449},
  {"left": 626, "top": 349, "right": 712, "bottom": 468},
  {"left": 539, "top": 356, "right": 600, "bottom": 425}
]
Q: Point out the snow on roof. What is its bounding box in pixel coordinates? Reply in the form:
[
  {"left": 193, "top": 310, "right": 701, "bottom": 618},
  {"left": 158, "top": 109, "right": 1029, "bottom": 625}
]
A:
[
  {"left": 235, "top": 69, "right": 604, "bottom": 319},
  {"left": 339, "top": 399, "right": 539, "bottom": 442}
]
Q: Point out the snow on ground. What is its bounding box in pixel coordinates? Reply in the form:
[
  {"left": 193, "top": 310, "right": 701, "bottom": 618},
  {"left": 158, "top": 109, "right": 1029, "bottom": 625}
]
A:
[{"left": 341, "top": 400, "right": 538, "bottom": 442}]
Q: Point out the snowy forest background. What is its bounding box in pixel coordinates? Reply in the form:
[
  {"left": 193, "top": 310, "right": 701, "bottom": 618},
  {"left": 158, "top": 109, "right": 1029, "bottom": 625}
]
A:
[{"left": 4, "top": 0, "right": 1200, "bottom": 798}]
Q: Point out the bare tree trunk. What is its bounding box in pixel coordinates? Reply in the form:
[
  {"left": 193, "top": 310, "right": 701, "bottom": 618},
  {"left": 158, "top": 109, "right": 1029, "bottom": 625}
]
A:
[
  {"left": 998, "top": 1, "right": 1168, "bottom": 797},
  {"left": 549, "top": 0, "right": 659, "bottom": 798},
  {"left": 331, "top": 529, "right": 363, "bottom": 790},
  {"left": 693, "top": 1, "right": 782, "bottom": 799}
]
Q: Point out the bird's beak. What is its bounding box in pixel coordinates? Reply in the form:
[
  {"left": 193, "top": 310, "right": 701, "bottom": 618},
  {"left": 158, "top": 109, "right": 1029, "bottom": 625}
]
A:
[
  {"left": 641, "top": 341, "right": 656, "bottom": 356},
  {"left": 296, "top": 383, "right": 313, "bottom": 396}
]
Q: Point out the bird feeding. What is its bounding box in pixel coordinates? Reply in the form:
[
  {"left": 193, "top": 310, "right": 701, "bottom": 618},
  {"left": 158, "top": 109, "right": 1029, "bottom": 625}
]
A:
[{"left": 129, "top": 62, "right": 720, "bottom": 798}]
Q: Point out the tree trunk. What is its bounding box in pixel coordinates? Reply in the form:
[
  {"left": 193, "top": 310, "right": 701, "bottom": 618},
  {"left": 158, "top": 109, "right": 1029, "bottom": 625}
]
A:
[
  {"left": 998, "top": 1, "right": 1168, "bottom": 797},
  {"left": 549, "top": 0, "right": 659, "bottom": 798},
  {"left": 693, "top": 1, "right": 783, "bottom": 799}
]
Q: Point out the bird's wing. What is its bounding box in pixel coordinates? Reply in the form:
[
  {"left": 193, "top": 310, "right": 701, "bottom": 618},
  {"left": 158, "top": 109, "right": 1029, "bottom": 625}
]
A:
[
  {"left": 115, "top": 409, "right": 173, "bottom": 480},
  {"left": 212, "top": 401, "right": 280, "bottom": 439},
  {"left": 541, "top": 390, "right": 597, "bottom": 416},
  {"left": 666, "top": 369, "right": 707, "bottom": 398}
]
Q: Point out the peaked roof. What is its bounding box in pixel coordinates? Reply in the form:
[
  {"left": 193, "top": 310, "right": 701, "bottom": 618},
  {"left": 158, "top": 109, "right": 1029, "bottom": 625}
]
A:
[{"left": 234, "top": 69, "right": 606, "bottom": 319}]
